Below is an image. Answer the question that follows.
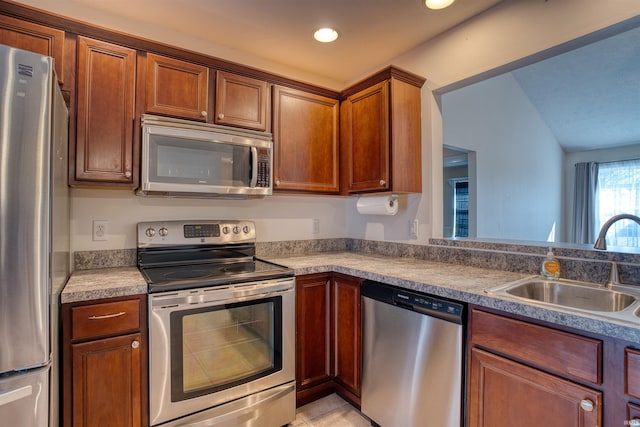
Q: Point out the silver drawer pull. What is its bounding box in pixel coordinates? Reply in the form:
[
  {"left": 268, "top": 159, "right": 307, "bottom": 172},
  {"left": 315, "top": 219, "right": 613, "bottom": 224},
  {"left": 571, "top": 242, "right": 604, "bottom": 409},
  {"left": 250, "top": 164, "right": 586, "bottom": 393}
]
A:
[
  {"left": 88, "top": 311, "right": 126, "bottom": 320},
  {"left": 131, "top": 340, "right": 140, "bottom": 349}
]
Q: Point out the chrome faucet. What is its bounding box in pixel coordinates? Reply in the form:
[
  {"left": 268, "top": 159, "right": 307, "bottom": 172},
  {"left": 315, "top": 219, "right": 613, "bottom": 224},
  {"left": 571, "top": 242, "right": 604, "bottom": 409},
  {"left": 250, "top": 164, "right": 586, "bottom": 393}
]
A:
[{"left": 593, "top": 213, "right": 640, "bottom": 250}]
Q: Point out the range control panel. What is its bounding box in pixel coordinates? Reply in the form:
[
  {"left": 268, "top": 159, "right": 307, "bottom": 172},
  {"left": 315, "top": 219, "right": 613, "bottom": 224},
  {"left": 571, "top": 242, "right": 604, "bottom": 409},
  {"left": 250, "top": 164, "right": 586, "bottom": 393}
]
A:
[{"left": 137, "top": 220, "right": 256, "bottom": 248}]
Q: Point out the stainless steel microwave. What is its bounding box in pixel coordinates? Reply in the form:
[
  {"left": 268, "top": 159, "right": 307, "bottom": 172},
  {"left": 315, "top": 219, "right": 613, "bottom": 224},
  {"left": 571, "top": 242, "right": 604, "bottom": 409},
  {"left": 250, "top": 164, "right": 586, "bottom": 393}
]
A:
[{"left": 138, "top": 115, "right": 273, "bottom": 197}]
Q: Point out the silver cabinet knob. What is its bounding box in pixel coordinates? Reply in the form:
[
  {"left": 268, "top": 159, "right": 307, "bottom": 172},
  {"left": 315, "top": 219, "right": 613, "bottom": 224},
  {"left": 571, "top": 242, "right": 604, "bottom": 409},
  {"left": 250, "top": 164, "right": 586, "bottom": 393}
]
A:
[
  {"left": 159, "top": 227, "right": 168, "bottom": 237},
  {"left": 124, "top": 171, "right": 132, "bottom": 178},
  {"left": 579, "top": 399, "right": 594, "bottom": 412},
  {"left": 145, "top": 227, "right": 156, "bottom": 237},
  {"left": 379, "top": 179, "right": 386, "bottom": 186},
  {"left": 131, "top": 340, "right": 139, "bottom": 349},
  {"left": 218, "top": 113, "right": 224, "bottom": 119},
  {"left": 201, "top": 111, "right": 207, "bottom": 117}
]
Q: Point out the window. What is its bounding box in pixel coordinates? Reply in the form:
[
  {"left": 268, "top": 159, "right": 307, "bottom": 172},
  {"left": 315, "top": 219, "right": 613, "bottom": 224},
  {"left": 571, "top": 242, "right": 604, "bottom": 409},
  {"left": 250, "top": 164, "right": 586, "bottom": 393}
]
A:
[
  {"left": 452, "top": 179, "right": 469, "bottom": 238},
  {"left": 597, "top": 159, "right": 640, "bottom": 247}
]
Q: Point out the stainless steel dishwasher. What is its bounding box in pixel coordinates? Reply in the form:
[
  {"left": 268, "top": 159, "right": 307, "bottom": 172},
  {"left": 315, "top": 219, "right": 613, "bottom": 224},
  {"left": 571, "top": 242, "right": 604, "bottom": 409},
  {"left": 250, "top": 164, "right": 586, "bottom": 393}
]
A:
[{"left": 361, "top": 280, "right": 465, "bottom": 427}]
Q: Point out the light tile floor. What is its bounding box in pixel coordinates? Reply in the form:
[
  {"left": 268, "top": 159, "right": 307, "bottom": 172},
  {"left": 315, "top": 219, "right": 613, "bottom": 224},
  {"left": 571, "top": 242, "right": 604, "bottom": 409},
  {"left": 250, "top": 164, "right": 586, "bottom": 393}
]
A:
[{"left": 291, "top": 394, "right": 372, "bottom": 427}]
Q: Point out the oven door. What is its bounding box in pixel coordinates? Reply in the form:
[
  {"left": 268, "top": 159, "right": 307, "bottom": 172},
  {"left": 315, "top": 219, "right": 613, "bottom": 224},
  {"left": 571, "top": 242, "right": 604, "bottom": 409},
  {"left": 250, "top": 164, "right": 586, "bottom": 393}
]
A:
[{"left": 148, "top": 278, "right": 295, "bottom": 426}]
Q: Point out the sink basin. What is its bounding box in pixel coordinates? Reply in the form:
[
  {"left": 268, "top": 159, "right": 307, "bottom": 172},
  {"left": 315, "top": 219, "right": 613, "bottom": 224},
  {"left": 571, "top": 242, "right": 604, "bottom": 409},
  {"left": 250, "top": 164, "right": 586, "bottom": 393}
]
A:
[
  {"left": 503, "top": 280, "right": 636, "bottom": 312},
  {"left": 486, "top": 276, "right": 640, "bottom": 317}
]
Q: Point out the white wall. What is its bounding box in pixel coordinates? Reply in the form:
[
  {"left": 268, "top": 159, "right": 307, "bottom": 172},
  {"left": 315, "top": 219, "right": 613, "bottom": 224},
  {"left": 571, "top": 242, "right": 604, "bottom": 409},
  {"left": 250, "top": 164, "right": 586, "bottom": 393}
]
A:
[
  {"left": 16, "top": 0, "right": 640, "bottom": 249},
  {"left": 71, "top": 189, "right": 346, "bottom": 251},
  {"left": 441, "top": 73, "right": 563, "bottom": 241},
  {"left": 364, "top": 0, "right": 640, "bottom": 241}
]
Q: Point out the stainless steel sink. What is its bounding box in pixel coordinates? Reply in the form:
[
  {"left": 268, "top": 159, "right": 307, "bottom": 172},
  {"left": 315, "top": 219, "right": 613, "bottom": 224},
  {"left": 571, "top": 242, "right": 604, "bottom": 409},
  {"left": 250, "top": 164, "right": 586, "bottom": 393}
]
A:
[{"left": 486, "top": 276, "right": 640, "bottom": 324}]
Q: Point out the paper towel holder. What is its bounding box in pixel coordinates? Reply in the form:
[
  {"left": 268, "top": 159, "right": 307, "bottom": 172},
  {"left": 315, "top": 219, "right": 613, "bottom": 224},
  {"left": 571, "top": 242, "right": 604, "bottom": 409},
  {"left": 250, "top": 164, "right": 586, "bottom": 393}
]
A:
[{"left": 356, "top": 194, "right": 399, "bottom": 216}]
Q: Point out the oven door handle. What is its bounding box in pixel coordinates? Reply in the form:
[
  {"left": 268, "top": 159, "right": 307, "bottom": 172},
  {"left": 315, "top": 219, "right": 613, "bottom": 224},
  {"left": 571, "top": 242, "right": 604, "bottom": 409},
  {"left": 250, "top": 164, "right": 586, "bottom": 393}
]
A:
[
  {"left": 175, "top": 382, "right": 295, "bottom": 427},
  {"left": 150, "top": 279, "right": 294, "bottom": 309}
]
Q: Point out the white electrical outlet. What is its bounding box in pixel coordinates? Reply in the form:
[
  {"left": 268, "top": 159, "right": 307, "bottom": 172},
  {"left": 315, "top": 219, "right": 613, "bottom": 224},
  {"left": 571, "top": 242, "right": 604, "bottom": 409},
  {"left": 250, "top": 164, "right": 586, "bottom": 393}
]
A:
[
  {"left": 409, "top": 219, "right": 419, "bottom": 239},
  {"left": 92, "top": 220, "right": 109, "bottom": 241},
  {"left": 312, "top": 218, "right": 320, "bottom": 234}
]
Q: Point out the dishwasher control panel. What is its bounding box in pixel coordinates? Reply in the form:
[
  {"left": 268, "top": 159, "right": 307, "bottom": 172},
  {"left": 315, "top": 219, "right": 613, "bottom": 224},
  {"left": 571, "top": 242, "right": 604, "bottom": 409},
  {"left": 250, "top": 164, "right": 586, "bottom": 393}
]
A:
[
  {"left": 394, "top": 290, "right": 463, "bottom": 314},
  {"left": 393, "top": 290, "right": 464, "bottom": 320},
  {"left": 361, "top": 280, "right": 465, "bottom": 325}
]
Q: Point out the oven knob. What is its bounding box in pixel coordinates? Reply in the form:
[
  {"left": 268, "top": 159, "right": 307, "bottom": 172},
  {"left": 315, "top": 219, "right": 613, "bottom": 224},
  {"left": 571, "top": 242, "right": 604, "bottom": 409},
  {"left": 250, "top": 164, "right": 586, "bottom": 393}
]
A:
[
  {"left": 145, "top": 227, "right": 156, "bottom": 237},
  {"left": 159, "top": 227, "right": 168, "bottom": 237},
  {"left": 222, "top": 226, "right": 230, "bottom": 234},
  {"left": 243, "top": 225, "right": 250, "bottom": 234},
  {"left": 233, "top": 226, "right": 240, "bottom": 234}
]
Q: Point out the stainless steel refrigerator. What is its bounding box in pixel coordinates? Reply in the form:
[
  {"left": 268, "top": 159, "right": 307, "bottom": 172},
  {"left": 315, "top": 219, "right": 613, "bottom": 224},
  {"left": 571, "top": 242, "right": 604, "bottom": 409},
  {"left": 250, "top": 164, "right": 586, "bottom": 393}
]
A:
[{"left": 0, "top": 44, "right": 70, "bottom": 427}]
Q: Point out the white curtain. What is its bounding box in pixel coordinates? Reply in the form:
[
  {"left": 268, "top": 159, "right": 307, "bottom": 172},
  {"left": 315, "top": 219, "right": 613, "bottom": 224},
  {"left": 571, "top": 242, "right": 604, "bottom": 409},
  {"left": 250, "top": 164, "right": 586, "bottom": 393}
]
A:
[
  {"left": 596, "top": 159, "right": 640, "bottom": 247},
  {"left": 571, "top": 162, "right": 599, "bottom": 244}
]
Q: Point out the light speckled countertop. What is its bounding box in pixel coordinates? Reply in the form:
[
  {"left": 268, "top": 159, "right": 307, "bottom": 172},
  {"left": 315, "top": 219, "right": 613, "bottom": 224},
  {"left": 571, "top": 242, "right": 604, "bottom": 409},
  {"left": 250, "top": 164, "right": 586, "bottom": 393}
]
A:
[
  {"left": 62, "top": 252, "right": 640, "bottom": 343},
  {"left": 62, "top": 267, "right": 147, "bottom": 304}
]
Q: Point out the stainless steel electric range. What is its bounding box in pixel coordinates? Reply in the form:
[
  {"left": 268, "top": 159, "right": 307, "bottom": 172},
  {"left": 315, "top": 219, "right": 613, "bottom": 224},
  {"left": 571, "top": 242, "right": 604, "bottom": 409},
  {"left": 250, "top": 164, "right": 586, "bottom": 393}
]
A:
[{"left": 137, "top": 220, "right": 296, "bottom": 427}]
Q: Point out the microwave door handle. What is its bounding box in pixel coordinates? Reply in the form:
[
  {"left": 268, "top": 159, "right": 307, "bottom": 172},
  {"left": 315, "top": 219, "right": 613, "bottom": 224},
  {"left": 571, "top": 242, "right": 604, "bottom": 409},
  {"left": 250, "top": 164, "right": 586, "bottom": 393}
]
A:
[{"left": 250, "top": 146, "right": 258, "bottom": 188}]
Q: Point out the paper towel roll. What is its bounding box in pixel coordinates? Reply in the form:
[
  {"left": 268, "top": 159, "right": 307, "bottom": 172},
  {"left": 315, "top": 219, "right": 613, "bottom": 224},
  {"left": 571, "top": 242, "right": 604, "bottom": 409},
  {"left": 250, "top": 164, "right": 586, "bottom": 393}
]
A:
[{"left": 356, "top": 195, "right": 398, "bottom": 215}]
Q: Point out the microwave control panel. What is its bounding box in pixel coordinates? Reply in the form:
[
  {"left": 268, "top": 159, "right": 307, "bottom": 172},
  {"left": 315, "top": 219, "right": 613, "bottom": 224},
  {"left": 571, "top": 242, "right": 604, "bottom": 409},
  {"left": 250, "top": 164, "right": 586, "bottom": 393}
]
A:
[{"left": 256, "top": 148, "right": 270, "bottom": 188}]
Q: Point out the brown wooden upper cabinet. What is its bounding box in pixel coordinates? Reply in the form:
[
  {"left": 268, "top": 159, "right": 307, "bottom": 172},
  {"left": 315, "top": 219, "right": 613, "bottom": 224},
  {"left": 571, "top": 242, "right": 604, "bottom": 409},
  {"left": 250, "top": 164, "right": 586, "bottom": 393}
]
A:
[
  {"left": 145, "top": 53, "right": 209, "bottom": 121},
  {"left": 272, "top": 85, "right": 339, "bottom": 193},
  {"left": 73, "top": 36, "right": 136, "bottom": 186},
  {"left": 215, "top": 71, "right": 269, "bottom": 131},
  {"left": 340, "top": 67, "right": 424, "bottom": 194},
  {"left": 0, "top": 14, "right": 65, "bottom": 84}
]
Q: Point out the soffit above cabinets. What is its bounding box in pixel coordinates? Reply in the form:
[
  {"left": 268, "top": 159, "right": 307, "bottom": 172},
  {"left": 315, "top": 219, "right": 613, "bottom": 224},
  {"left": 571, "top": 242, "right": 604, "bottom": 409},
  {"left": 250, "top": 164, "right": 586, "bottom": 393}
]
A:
[{"left": 15, "top": 0, "right": 504, "bottom": 85}]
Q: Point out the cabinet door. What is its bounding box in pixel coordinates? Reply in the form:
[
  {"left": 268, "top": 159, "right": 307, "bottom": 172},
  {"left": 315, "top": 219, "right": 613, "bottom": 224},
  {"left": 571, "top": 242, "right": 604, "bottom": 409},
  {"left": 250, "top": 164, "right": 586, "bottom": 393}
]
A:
[
  {"left": 71, "top": 333, "right": 142, "bottom": 427},
  {"left": 296, "top": 274, "right": 331, "bottom": 391},
  {"left": 341, "top": 81, "right": 389, "bottom": 193},
  {"left": 331, "top": 274, "right": 362, "bottom": 397},
  {"left": 0, "top": 15, "right": 64, "bottom": 84},
  {"left": 75, "top": 37, "right": 136, "bottom": 185},
  {"left": 145, "top": 53, "right": 208, "bottom": 121},
  {"left": 468, "top": 348, "right": 601, "bottom": 427},
  {"left": 273, "top": 86, "right": 339, "bottom": 193},
  {"left": 215, "top": 71, "right": 268, "bottom": 130}
]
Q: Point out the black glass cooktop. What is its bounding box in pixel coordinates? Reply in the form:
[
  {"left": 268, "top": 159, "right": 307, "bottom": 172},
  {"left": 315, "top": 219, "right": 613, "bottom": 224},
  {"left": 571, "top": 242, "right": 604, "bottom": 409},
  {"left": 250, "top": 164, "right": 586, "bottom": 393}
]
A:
[{"left": 140, "top": 258, "right": 293, "bottom": 293}]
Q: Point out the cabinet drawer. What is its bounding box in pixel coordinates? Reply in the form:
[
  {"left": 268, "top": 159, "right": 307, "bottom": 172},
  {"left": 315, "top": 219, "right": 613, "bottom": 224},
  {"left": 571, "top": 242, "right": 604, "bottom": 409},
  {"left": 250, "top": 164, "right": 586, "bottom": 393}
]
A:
[
  {"left": 71, "top": 299, "right": 140, "bottom": 341},
  {"left": 626, "top": 348, "right": 640, "bottom": 399},
  {"left": 471, "top": 309, "right": 602, "bottom": 384}
]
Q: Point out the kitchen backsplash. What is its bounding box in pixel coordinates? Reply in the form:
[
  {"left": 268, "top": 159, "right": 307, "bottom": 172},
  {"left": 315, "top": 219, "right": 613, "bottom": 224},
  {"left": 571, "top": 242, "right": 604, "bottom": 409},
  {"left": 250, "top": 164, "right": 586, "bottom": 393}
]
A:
[{"left": 73, "top": 238, "right": 640, "bottom": 287}]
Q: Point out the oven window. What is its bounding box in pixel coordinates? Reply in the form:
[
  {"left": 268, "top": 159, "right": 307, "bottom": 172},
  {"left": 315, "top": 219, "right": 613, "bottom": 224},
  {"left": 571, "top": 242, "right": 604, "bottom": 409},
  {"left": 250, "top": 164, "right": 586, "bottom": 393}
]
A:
[{"left": 170, "top": 296, "right": 282, "bottom": 401}]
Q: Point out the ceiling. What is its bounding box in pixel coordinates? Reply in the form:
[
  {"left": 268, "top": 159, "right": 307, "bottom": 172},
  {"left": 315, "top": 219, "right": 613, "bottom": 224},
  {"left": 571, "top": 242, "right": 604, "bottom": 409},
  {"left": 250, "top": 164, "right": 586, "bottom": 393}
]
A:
[
  {"left": 511, "top": 25, "right": 640, "bottom": 153},
  {"left": 43, "top": 0, "right": 503, "bottom": 85}
]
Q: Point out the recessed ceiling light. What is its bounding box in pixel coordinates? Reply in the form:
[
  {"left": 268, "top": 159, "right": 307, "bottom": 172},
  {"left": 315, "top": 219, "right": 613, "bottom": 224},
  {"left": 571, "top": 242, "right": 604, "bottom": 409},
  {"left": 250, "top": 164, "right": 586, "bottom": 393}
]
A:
[
  {"left": 425, "top": 0, "right": 455, "bottom": 10},
  {"left": 314, "top": 27, "right": 339, "bottom": 43}
]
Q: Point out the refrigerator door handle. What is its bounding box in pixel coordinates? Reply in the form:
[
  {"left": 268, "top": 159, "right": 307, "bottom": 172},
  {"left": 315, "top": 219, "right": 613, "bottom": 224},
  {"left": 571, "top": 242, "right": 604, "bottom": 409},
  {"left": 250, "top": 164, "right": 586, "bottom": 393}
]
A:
[{"left": 0, "top": 385, "right": 32, "bottom": 407}]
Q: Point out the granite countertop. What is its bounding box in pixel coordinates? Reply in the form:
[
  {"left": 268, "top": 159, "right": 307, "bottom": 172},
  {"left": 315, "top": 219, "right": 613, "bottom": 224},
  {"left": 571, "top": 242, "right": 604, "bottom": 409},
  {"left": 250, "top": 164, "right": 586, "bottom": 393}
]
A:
[
  {"left": 61, "top": 252, "right": 640, "bottom": 343},
  {"left": 61, "top": 267, "right": 147, "bottom": 304}
]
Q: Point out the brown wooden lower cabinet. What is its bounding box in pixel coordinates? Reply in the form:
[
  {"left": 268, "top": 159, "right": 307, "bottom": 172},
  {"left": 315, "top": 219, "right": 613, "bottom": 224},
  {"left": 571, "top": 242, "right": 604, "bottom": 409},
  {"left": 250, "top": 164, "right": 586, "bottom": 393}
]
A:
[
  {"left": 331, "top": 273, "right": 362, "bottom": 401},
  {"left": 71, "top": 333, "right": 142, "bottom": 427},
  {"left": 62, "top": 295, "right": 147, "bottom": 427},
  {"left": 468, "top": 347, "right": 601, "bottom": 427},
  {"left": 296, "top": 273, "right": 332, "bottom": 402},
  {"left": 467, "top": 306, "right": 640, "bottom": 427},
  {"left": 295, "top": 273, "right": 363, "bottom": 408}
]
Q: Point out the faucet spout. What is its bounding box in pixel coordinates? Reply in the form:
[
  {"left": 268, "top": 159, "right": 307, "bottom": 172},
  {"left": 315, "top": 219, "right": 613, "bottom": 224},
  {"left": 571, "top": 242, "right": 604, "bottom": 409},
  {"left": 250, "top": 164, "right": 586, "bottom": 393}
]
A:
[{"left": 594, "top": 213, "right": 640, "bottom": 250}]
